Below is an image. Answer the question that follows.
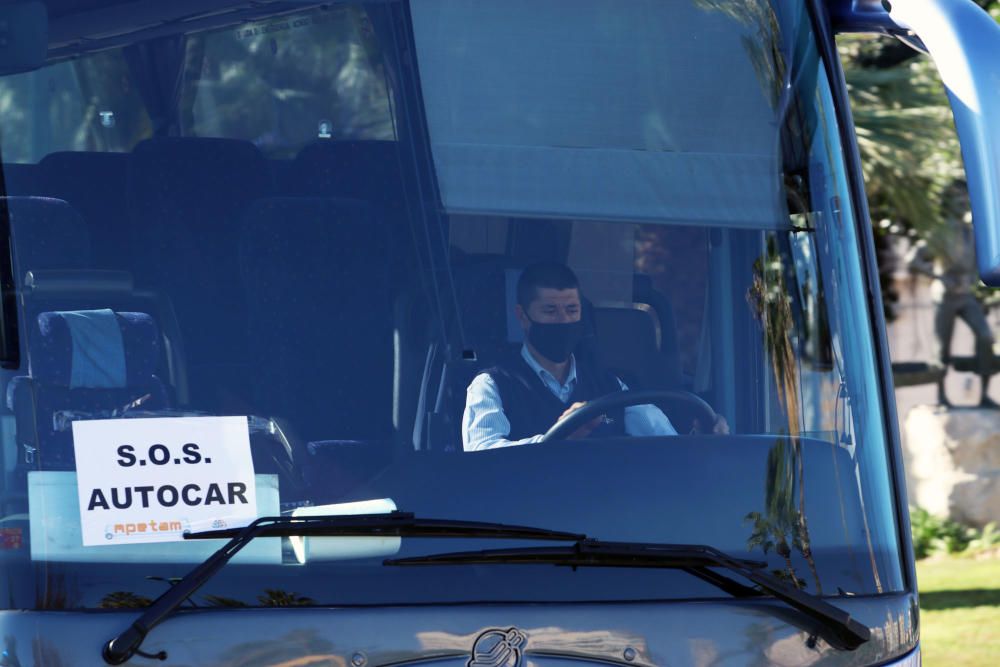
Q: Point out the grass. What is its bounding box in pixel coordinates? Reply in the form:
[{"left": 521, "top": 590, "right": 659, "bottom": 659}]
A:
[{"left": 917, "top": 556, "right": 1000, "bottom": 667}]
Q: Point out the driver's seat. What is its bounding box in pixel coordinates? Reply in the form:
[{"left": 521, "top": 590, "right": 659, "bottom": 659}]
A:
[
  {"left": 412, "top": 255, "right": 522, "bottom": 451},
  {"left": 589, "top": 304, "right": 668, "bottom": 391},
  {"left": 423, "top": 259, "right": 690, "bottom": 450}
]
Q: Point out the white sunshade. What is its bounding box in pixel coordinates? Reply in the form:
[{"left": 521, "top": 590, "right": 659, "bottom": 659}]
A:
[{"left": 411, "top": 0, "right": 794, "bottom": 228}]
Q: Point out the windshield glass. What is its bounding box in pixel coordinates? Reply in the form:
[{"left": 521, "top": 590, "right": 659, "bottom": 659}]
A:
[{"left": 0, "top": 0, "right": 903, "bottom": 610}]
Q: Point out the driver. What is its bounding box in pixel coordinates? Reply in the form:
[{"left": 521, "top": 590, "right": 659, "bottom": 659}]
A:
[{"left": 463, "top": 262, "right": 697, "bottom": 451}]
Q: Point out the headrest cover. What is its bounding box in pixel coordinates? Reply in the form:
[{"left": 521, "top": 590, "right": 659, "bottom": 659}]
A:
[{"left": 33, "top": 310, "right": 160, "bottom": 388}]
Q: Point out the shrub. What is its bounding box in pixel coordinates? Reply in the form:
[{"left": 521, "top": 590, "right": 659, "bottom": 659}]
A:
[
  {"left": 968, "top": 522, "right": 1000, "bottom": 553},
  {"left": 909, "top": 506, "right": 977, "bottom": 559}
]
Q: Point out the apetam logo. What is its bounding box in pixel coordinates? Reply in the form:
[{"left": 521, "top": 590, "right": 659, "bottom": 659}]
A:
[{"left": 104, "top": 519, "right": 189, "bottom": 540}]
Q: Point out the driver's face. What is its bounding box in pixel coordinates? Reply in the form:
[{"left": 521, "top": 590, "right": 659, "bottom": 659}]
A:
[{"left": 517, "top": 287, "right": 582, "bottom": 328}]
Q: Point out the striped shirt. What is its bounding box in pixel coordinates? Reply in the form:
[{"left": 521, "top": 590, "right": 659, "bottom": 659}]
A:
[{"left": 462, "top": 345, "right": 678, "bottom": 451}]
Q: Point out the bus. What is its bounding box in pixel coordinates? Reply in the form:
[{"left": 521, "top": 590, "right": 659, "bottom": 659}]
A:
[{"left": 0, "top": 0, "right": 994, "bottom": 664}]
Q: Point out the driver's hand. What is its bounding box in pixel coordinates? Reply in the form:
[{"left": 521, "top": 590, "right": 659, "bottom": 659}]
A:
[
  {"left": 558, "top": 401, "right": 604, "bottom": 440},
  {"left": 692, "top": 414, "right": 730, "bottom": 435}
]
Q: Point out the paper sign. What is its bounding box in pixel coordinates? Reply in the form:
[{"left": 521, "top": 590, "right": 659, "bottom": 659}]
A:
[{"left": 72, "top": 416, "right": 258, "bottom": 546}]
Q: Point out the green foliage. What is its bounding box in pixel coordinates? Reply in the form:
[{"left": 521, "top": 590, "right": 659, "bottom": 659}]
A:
[
  {"left": 908, "top": 506, "right": 1000, "bottom": 559},
  {"left": 840, "top": 36, "right": 962, "bottom": 242},
  {"left": 838, "top": 21, "right": 1000, "bottom": 320},
  {"left": 257, "top": 588, "right": 315, "bottom": 607},
  {"left": 98, "top": 591, "right": 154, "bottom": 609},
  {"left": 201, "top": 594, "right": 249, "bottom": 607},
  {"left": 968, "top": 521, "right": 1000, "bottom": 553},
  {"left": 186, "top": 6, "right": 394, "bottom": 157}
]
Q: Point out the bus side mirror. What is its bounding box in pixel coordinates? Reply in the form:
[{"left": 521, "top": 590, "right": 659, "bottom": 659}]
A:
[
  {"left": 0, "top": 2, "right": 47, "bottom": 76},
  {"left": 831, "top": 0, "right": 1000, "bottom": 286}
]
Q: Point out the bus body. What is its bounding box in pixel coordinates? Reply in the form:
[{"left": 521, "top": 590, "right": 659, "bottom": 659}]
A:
[{"left": 0, "top": 0, "right": 993, "bottom": 664}]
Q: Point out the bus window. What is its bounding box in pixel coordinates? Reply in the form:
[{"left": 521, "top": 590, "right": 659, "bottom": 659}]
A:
[
  {"left": 0, "top": 50, "right": 150, "bottom": 163},
  {"left": 183, "top": 6, "right": 396, "bottom": 157}
]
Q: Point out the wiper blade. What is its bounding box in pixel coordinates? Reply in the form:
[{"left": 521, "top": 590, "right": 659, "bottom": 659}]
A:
[
  {"left": 102, "top": 512, "right": 583, "bottom": 665},
  {"left": 183, "top": 512, "right": 583, "bottom": 541},
  {"left": 386, "top": 540, "right": 871, "bottom": 651}
]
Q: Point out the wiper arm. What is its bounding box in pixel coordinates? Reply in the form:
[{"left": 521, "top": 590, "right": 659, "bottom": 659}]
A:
[
  {"left": 102, "top": 512, "right": 583, "bottom": 665},
  {"left": 386, "top": 539, "right": 871, "bottom": 651}
]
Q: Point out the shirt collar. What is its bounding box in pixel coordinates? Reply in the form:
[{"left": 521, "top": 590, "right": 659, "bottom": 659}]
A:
[{"left": 520, "top": 344, "right": 576, "bottom": 388}]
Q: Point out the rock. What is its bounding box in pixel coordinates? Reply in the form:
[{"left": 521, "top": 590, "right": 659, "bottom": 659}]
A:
[{"left": 903, "top": 405, "right": 1000, "bottom": 528}]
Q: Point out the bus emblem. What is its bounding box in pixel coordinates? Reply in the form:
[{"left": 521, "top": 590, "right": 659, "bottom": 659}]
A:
[{"left": 468, "top": 628, "right": 526, "bottom": 667}]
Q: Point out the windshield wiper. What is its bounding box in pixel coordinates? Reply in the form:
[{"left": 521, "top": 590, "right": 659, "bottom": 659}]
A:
[
  {"left": 102, "top": 512, "right": 584, "bottom": 665},
  {"left": 385, "top": 539, "right": 871, "bottom": 651}
]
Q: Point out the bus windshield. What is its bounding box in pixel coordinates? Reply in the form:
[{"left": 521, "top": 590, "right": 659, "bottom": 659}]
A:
[{"left": 0, "top": 0, "right": 903, "bottom": 611}]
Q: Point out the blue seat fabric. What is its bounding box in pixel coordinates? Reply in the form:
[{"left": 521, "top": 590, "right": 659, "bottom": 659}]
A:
[
  {"left": 287, "top": 140, "right": 401, "bottom": 200},
  {"left": 3, "top": 163, "right": 44, "bottom": 196},
  {"left": 127, "top": 137, "right": 273, "bottom": 409},
  {"left": 240, "top": 197, "right": 392, "bottom": 443},
  {"left": 38, "top": 152, "right": 131, "bottom": 270},
  {"left": 6, "top": 196, "right": 93, "bottom": 280},
  {"left": 7, "top": 311, "right": 169, "bottom": 470}
]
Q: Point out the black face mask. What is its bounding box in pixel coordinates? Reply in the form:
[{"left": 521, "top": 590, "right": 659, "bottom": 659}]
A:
[{"left": 526, "top": 318, "right": 583, "bottom": 363}]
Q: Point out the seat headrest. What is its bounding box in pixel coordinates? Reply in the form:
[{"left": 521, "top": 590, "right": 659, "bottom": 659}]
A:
[
  {"left": 291, "top": 140, "right": 399, "bottom": 198},
  {"left": 131, "top": 136, "right": 266, "bottom": 165},
  {"left": 448, "top": 259, "right": 527, "bottom": 349},
  {"left": 591, "top": 305, "right": 662, "bottom": 387},
  {"left": 39, "top": 151, "right": 129, "bottom": 182},
  {"left": 129, "top": 137, "right": 270, "bottom": 205},
  {"left": 32, "top": 310, "right": 160, "bottom": 388},
  {"left": 5, "top": 196, "right": 92, "bottom": 275}
]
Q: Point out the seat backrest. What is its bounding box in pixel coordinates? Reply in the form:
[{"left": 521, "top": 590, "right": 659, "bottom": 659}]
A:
[
  {"left": 5, "top": 195, "right": 189, "bottom": 399},
  {"left": 416, "top": 257, "right": 526, "bottom": 451},
  {"left": 591, "top": 305, "right": 668, "bottom": 390},
  {"left": 632, "top": 273, "right": 683, "bottom": 388},
  {"left": 6, "top": 196, "right": 92, "bottom": 280},
  {"left": 288, "top": 140, "right": 401, "bottom": 201},
  {"left": 240, "top": 197, "right": 392, "bottom": 443},
  {"left": 7, "top": 310, "right": 169, "bottom": 469},
  {"left": 38, "top": 152, "right": 131, "bottom": 270},
  {"left": 127, "top": 137, "right": 273, "bottom": 407},
  {"left": 3, "top": 163, "right": 44, "bottom": 196}
]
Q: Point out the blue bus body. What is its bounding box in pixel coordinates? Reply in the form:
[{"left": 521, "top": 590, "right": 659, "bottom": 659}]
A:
[{"left": 0, "top": 0, "right": 993, "bottom": 664}]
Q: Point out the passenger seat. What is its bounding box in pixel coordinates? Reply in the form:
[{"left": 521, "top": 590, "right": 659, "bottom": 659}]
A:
[
  {"left": 590, "top": 305, "right": 669, "bottom": 390},
  {"left": 6, "top": 196, "right": 93, "bottom": 279},
  {"left": 38, "top": 152, "right": 131, "bottom": 270},
  {"left": 7, "top": 310, "right": 169, "bottom": 470},
  {"left": 240, "top": 197, "right": 393, "bottom": 443},
  {"left": 127, "top": 138, "right": 273, "bottom": 410},
  {"left": 286, "top": 140, "right": 400, "bottom": 201},
  {"left": 6, "top": 196, "right": 188, "bottom": 398}
]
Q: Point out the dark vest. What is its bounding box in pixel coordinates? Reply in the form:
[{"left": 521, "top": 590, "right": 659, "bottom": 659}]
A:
[{"left": 485, "top": 352, "right": 627, "bottom": 440}]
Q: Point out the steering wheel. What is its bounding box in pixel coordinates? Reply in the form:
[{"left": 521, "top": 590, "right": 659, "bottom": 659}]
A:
[{"left": 539, "top": 389, "right": 718, "bottom": 442}]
